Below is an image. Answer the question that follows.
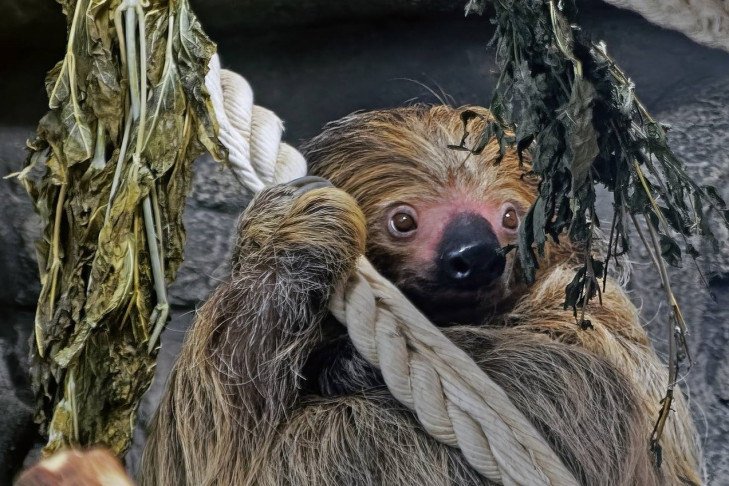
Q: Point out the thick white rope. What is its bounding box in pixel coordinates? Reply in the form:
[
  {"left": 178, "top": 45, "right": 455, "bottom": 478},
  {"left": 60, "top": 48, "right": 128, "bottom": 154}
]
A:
[
  {"left": 329, "top": 258, "right": 580, "bottom": 486},
  {"left": 204, "top": 54, "right": 578, "bottom": 485},
  {"left": 205, "top": 54, "right": 308, "bottom": 191}
]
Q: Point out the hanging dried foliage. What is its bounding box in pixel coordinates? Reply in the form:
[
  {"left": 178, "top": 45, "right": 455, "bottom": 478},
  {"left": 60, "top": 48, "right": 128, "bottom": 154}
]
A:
[
  {"left": 462, "top": 0, "right": 729, "bottom": 462},
  {"left": 13, "top": 0, "right": 224, "bottom": 455}
]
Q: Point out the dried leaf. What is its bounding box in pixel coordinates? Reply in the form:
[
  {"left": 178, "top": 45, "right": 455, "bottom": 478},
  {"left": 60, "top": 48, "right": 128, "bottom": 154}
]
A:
[
  {"left": 561, "top": 78, "right": 598, "bottom": 191},
  {"left": 60, "top": 102, "right": 94, "bottom": 164},
  {"left": 15, "top": 0, "right": 223, "bottom": 456},
  {"left": 465, "top": 0, "right": 728, "bottom": 302}
]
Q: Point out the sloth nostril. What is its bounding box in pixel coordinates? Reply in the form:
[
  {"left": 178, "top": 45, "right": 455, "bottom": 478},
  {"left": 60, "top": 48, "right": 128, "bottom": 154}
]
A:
[{"left": 449, "top": 254, "right": 471, "bottom": 278}]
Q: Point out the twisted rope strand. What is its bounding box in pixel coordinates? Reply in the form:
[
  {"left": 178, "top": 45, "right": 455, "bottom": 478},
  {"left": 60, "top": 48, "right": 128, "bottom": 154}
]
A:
[
  {"left": 206, "top": 54, "right": 308, "bottom": 191},
  {"left": 329, "top": 258, "right": 579, "bottom": 486}
]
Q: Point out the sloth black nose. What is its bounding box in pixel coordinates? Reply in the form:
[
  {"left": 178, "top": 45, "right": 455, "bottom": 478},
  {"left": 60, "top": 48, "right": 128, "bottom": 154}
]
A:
[{"left": 437, "top": 213, "right": 506, "bottom": 290}]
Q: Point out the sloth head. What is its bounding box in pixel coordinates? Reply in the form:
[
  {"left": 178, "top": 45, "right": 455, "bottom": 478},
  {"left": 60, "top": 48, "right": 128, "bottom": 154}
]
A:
[{"left": 303, "top": 105, "right": 537, "bottom": 326}]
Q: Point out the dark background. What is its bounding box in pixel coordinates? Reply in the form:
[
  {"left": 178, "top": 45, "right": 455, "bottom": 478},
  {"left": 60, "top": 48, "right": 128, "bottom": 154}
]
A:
[{"left": 1, "top": 0, "right": 728, "bottom": 484}]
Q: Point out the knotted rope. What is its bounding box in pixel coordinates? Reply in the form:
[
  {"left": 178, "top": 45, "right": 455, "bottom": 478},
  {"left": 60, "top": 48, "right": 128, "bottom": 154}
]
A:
[{"left": 204, "top": 54, "right": 579, "bottom": 486}]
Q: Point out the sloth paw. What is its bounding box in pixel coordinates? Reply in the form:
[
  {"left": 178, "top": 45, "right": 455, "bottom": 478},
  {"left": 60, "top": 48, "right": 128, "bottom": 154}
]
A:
[{"left": 234, "top": 176, "right": 366, "bottom": 277}]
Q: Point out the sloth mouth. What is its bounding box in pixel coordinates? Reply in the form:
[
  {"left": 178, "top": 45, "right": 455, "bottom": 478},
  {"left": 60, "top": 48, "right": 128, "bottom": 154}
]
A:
[{"left": 400, "top": 281, "right": 505, "bottom": 326}]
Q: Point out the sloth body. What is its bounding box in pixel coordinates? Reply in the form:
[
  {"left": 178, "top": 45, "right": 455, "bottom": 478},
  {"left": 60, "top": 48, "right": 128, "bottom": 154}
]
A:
[{"left": 140, "top": 106, "right": 701, "bottom": 485}]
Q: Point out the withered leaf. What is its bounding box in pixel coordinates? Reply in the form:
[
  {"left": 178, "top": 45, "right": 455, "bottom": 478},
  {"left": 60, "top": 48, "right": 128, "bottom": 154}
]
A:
[
  {"left": 141, "top": 48, "right": 186, "bottom": 176},
  {"left": 465, "top": 0, "right": 728, "bottom": 314},
  {"left": 60, "top": 101, "right": 94, "bottom": 164},
  {"left": 15, "top": 0, "right": 223, "bottom": 457},
  {"left": 561, "top": 78, "right": 599, "bottom": 191},
  {"left": 46, "top": 60, "right": 70, "bottom": 108}
]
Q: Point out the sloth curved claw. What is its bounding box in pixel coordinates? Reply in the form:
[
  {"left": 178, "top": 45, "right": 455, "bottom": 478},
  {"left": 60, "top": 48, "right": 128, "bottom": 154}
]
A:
[{"left": 289, "top": 175, "right": 334, "bottom": 196}]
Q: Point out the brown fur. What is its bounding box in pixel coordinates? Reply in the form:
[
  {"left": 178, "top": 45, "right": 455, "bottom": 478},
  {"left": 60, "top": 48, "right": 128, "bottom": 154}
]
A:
[{"left": 139, "top": 105, "right": 702, "bottom": 485}]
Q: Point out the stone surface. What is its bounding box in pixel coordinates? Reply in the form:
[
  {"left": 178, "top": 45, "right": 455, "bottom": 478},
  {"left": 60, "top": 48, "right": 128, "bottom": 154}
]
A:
[
  {"left": 0, "top": 311, "right": 38, "bottom": 485},
  {"left": 629, "top": 82, "right": 729, "bottom": 482},
  {"left": 209, "top": 6, "right": 729, "bottom": 144},
  {"left": 0, "top": 0, "right": 466, "bottom": 45},
  {"left": 167, "top": 158, "right": 252, "bottom": 306},
  {"left": 2, "top": 1, "right": 729, "bottom": 483},
  {"left": 0, "top": 129, "right": 43, "bottom": 309}
]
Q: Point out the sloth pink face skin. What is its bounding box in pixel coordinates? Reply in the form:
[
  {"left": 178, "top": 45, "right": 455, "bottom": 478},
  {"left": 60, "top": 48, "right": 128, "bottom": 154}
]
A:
[
  {"left": 380, "top": 194, "right": 523, "bottom": 326},
  {"left": 388, "top": 200, "right": 519, "bottom": 262}
]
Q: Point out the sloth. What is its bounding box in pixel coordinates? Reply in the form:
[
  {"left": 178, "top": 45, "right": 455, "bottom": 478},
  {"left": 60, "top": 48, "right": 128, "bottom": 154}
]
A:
[{"left": 139, "top": 105, "right": 702, "bottom": 485}]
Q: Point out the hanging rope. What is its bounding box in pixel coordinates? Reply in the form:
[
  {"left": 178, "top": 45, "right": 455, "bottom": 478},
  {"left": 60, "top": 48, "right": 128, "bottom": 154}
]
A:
[
  {"left": 205, "top": 54, "right": 308, "bottom": 191},
  {"left": 204, "top": 54, "right": 578, "bottom": 486}
]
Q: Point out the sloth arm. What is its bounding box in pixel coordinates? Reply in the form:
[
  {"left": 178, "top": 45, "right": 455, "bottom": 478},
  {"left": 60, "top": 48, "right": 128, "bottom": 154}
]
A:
[
  {"left": 140, "top": 183, "right": 366, "bottom": 486},
  {"left": 301, "top": 312, "right": 655, "bottom": 485},
  {"left": 444, "top": 266, "right": 699, "bottom": 485}
]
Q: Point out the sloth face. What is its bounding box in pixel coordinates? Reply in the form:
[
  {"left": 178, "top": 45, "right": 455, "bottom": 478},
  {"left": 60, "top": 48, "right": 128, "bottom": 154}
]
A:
[
  {"left": 376, "top": 192, "right": 528, "bottom": 326},
  {"left": 303, "top": 105, "right": 537, "bottom": 326}
]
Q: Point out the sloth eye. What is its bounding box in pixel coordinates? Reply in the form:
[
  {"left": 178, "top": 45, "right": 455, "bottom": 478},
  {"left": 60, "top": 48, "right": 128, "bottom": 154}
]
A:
[
  {"left": 393, "top": 213, "right": 416, "bottom": 232},
  {"left": 388, "top": 206, "right": 418, "bottom": 237},
  {"left": 502, "top": 207, "right": 519, "bottom": 230}
]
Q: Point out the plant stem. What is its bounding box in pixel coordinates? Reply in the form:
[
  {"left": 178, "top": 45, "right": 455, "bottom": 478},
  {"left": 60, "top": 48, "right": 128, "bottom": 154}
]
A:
[
  {"left": 151, "top": 185, "right": 165, "bottom": 271},
  {"left": 105, "top": 113, "right": 133, "bottom": 224},
  {"left": 633, "top": 160, "right": 671, "bottom": 233},
  {"left": 644, "top": 215, "right": 679, "bottom": 449},
  {"left": 595, "top": 43, "right": 656, "bottom": 124},
  {"left": 143, "top": 196, "right": 169, "bottom": 353},
  {"left": 67, "top": 369, "right": 78, "bottom": 442},
  {"left": 48, "top": 182, "right": 67, "bottom": 319},
  {"left": 37, "top": 182, "right": 68, "bottom": 356},
  {"left": 136, "top": 2, "right": 147, "bottom": 155},
  {"left": 579, "top": 207, "right": 601, "bottom": 327},
  {"left": 125, "top": 7, "right": 140, "bottom": 121},
  {"left": 603, "top": 210, "right": 618, "bottom": 292},
  {"left": 548, "top": 1, "right": 582, "bottom": 77},
  {"left": 635, "top": 160, "right": 692, "bottom": 351},
  {"left": 630, "top": 213, "right": 661, "bottom": 271},
  {"left": 114, "top": 5, "right": 127, "bottom": 67},
  {"left": 91, "top": 123, "right": 106, "bottom": 170}
]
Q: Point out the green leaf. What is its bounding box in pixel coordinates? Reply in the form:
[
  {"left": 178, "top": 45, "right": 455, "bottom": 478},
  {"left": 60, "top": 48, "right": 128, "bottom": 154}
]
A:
[
  {"left": 563, "top": 266, "right": 586, "bottom": 312},
  {"left": 467, "top": 0, "right": 729, "bottom": 339},
  {"left": 141, "top": 45, "right": 186, "bottom": 176},
  {"left": 175, "top": 1, "right": 226, "bottom": 162},
  {"left": 87, "top": 48, "right": 123, "bottom": 141},
  {"left": 518, "top": 204, "right": 538, "bottom": 284}
]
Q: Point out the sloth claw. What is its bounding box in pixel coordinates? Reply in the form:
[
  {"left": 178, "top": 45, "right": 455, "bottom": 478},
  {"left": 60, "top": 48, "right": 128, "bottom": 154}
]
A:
[{"left": 289, "top": 175, "right": 334, "bottom": 196}]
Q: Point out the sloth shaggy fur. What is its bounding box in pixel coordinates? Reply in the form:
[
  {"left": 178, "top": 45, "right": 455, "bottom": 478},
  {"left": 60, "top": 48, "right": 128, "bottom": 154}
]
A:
[{"left": 139, "top": 105, "right": 702, "bottom": 486}]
